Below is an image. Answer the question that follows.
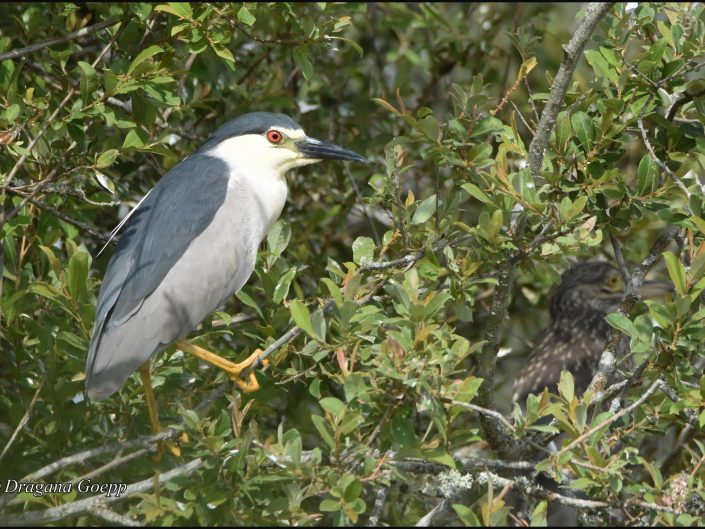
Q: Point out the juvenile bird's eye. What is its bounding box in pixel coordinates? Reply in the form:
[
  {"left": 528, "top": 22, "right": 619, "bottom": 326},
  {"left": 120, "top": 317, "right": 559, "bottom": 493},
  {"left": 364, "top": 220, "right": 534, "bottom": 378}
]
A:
[{"left": 267, "top": 130, "right": 283, "bottom": 143}]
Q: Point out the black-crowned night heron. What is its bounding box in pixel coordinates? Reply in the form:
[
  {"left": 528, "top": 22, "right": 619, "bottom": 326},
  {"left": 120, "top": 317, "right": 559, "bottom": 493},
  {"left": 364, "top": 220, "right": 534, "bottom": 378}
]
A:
[
  {"left": 512, "top": 261, "right": 670, "bottom": 403},
  {"left": 86, "top": 112, "right": 366, "bottom": 430}
]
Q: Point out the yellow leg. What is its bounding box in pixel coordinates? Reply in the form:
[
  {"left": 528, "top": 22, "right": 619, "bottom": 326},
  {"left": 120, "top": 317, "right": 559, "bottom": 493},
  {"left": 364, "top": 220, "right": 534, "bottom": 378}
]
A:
[
  {"left": 173, "top": 339, "right": 266, "bottom": 392},
  {"left": 139, "top": 363, "right": 164, "bottom": 461},
  {"left": 139, "top": 363, "right": 181, "bottom": 460}
]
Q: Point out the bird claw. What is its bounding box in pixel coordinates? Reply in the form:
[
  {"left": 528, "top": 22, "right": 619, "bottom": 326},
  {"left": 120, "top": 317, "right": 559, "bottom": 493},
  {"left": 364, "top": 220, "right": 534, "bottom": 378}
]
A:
[{"left": 229, "top": 349, "right": 268, "bottom": 393}]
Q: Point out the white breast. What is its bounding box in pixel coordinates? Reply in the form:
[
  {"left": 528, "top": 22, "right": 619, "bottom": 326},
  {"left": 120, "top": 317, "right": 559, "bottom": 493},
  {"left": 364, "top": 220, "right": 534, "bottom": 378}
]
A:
[{"left": 204, "top": 136, "right": 289, "bottom": 242}]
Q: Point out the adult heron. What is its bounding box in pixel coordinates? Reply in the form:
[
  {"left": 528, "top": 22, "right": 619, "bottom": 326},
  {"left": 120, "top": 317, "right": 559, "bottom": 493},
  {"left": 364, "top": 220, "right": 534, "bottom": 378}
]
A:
[{"left": 86, "top": 112, "right": 366, "bottom": 437}]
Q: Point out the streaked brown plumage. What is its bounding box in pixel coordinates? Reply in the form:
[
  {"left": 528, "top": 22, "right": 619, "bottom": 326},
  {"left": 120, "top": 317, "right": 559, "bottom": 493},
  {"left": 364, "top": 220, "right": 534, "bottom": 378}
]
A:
[{"left": 512, "top": 262, "right": 624, "bottom": 403}]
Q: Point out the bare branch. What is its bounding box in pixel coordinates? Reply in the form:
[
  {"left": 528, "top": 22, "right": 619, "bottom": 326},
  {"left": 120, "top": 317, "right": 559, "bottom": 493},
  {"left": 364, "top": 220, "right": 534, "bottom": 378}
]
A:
[
  {"left": 587, "top": 227, "right": 678, "bottom": 393},
  {"left": 476, "top": 264, "right": 518, "bottom": 458},
  {"left": 366, "top": 487, "right": 389, "bottom": 527},
  {"left": 0, "top": 19, "right": 116, "bottom": 62},
  {"left": 87, "top": 507, "right": 140, "bottom": 527},
  {"left": 609, "top": 231, "right": 630, "bottom": 282},
  {"left": 666, "top": 87, "right": 705, "bottom": 122},
  {"left": 5, "top": 190, "right": 112, "bottom": 244},
  {"left": 448, "top": 399, "right": 516, "bottom": 434},
  {"left": 527, "top": 2, "right": 614, "bottom": 180},
  {"left": 0, "top": 458, "right": 203, "bottom": 526}
]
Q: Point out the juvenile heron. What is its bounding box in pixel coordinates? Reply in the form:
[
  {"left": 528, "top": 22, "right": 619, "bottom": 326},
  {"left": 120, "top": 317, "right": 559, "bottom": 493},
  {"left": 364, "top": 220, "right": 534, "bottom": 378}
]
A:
[
  {"left": 86, "top": 112, "right": 366, "bottom": 418},
  {"left": 512, "top": 261, "right": 670, "bottom": 403}
]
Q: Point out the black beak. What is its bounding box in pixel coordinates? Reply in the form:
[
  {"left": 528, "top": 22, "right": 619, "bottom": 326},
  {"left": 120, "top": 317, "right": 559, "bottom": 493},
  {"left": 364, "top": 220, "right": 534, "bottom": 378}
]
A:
[{"left": 297, "top": 136, "right": 367, "bottom": 163}]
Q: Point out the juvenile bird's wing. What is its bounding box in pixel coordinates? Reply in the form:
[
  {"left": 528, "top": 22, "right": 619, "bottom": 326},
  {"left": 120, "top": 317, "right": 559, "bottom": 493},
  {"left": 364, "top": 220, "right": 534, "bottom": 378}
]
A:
[
  {"left": 512, "top": 315, "right": 610, "bottom": 403},
  {"left": 86, "top": 154, "right": 230, "bottom": 387}
]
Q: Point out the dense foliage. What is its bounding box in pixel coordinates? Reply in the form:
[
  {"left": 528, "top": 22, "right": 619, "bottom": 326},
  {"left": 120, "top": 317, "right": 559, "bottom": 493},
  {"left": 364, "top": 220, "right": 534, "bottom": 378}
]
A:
[{"left": 1, "top": 2, "right": 704, "bottom": 526}]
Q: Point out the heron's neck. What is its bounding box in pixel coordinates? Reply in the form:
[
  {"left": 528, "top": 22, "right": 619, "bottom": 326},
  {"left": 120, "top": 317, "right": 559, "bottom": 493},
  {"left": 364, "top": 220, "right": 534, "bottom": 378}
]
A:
[{"left": 204, "top": 144, "right": 289, "bottom": 242}]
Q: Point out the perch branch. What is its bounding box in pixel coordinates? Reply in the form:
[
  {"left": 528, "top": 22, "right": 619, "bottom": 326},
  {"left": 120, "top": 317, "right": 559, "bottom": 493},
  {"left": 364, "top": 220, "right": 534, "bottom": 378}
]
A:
[{"left": 527, "top": 2, "right": 613, "bottom": 180}]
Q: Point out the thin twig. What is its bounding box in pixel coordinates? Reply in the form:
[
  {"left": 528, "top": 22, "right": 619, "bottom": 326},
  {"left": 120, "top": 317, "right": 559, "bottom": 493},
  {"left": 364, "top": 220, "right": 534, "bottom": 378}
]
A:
[
  {"left": 0, "top": 378, "right": 44, "bottom": 465},
  {"left": 449, "top": 399, "right": 516, "bottom": 433},
  {"left": 1, "top": 20, "right": 125, "bottom": 228},
  {"left": 637, "top": 109, "right": 692, "bottom": 212},
  {"left": 666, "top": 87, "right": 705, "bottom": 122},
  {"left": 610, "top": 231, "right": 630, "bottom": 282},
  {"left": 5, "top": 190, "right": 112, "bottom": 243},
  {"left": 559, "top": 378, "right": 661, "bottom": 455},
  {"left": 0, "top": 19, "right": 116, "bottom": 62}
]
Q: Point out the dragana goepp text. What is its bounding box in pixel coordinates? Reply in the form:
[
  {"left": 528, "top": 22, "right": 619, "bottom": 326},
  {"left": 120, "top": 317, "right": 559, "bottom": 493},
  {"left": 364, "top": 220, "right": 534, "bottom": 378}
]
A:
[{"left": 3, "top": 479, "right": 127, "bottom": 497}]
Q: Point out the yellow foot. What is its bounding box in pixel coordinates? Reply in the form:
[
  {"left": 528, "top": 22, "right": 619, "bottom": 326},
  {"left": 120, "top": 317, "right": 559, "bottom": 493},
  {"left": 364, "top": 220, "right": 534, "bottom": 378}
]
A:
[
  {"left": 153, "top": 434, "right": 186, "bottom": 461},
  {"left": 173, "top": 340, "right": 268, "bottom": 393},
  {"left": 152, "top": 442, "right": 164, "bottom": 462},
  {"left": 230, "top": 349, "right": 269, "bottom": 392}
]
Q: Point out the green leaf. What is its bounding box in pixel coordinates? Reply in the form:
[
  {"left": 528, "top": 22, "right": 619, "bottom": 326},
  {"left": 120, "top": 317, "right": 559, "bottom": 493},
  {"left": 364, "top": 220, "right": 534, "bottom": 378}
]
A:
[
  {"left": 320, "top": 277, "right": 343, "bottom": 307},
  {"left": 530, "top": 500, "right": 548, "bottom": 526},
  {"left": 319, "top": 397, "right": 345, "bottom": 418},
  {"left": 102, "top": 68, "right": 118, "bottom": 96},
  {"left": 290, "top": 300, "right": 315, "bottom": 338},
  {"left": 127, "top": 44, "right": 164, "bottom": 75},
  {"left": 311, "top": 414, "right": 335, "bottom": 449},
  {"left": 585, "top": 49, "right": 618, "bottom": 84},
  {"left": 554, "top": 111, "right": 572, "bottom": 151},
  {"left": 235, "top": 289, "right": 263, "bottom": 319},
  {"left": 605, "top": 312, "right": 637, "bottom": 337},
  {"left": 237, "top": 5, "right": 256, "bottom": 26},
  {"left": 411, "top": 194, "right": 437, "bottom": 225},
  {"left": 663, "top": 251, "right": 686, "bottom": 295},
  {"left": 267, "top": 221, "right": 291, "bottom": 257},
  {"left": 77, "top": 61, "right": 97, "bottom": 103},
  {"left": 96, "top": 149, "right": 118, "bottom": 169},
  {"left": 4, "top": 103, "right": 20, "bottom": 121},
  {"left": 293, "top": 46, "right": 313, "bottom": 80},
  {"left": 272, "top": 267, "right": 297, "bottom": 305},
  {"left": 571, "top": 111, "right": 594, "bottom": 150},
  {"left": 563, "top": 195, "right": 587, "bottom": 221},
  {"left": 154, "top": 3, "right": 193, "bottom": 20},
  {"left": 319, "top": 498, "right": 341, "bottom": 512},
  {"left": 453, "top": 504, "right": 481, "bottom": 526},
  {"left": 212, "top": 44, "right": 235, "bottom": 63},
  {"left": 461, "top": 183, "right": 493, "bottom": 205},
  {"left": 311, "top": 310, "right": 326, "bottom": 342},
  {"left": 418, "top": 115, "right": 440, "bottom": 141},
  {"left": 687, "top": 251, "right": 705, "bottom": 287},
  {"left": 557, "top": 370, "right": 574, "bottom": 402},
  {"left": 637, "top": 155, "right": 658, "bottom": 195},
  {"left": 352, "top": 236, "right": 375, "bottom": 265},
  {"left": 122, "top": 129, "right": 148, "bottom": 149},
  {"left": 67, "top": 250, "right": 89, "bottom": 300}
]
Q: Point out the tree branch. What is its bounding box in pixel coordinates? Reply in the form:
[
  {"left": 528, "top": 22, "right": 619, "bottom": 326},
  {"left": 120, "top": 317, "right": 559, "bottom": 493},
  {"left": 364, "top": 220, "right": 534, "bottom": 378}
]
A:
[
  {"left": 587, "top": 227, "right": 678, "bottom": 393},
  {"left": 0, "top": 458, "right": 203, "bottom": 526},
  {"left": 0, "top": 19, "right": 116, "bottom": 62},
  {"left": 527, "top": 2, "right": 614, "bottom": 180}
]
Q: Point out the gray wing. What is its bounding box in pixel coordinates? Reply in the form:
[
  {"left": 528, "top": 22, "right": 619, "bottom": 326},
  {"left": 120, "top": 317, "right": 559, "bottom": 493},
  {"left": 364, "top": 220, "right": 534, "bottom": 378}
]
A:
[
  {"left": 86, "top": 154, "right": 230, "bottom": 399},
  {"left": 512, "top": 318, "right": 610, "bottom": 404}
]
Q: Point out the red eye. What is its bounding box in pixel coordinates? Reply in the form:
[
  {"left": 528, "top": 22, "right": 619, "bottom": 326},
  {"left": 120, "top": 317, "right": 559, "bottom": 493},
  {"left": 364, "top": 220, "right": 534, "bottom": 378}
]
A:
[{"left": 267, "top": 130, "right": 283, "bottom": 143}]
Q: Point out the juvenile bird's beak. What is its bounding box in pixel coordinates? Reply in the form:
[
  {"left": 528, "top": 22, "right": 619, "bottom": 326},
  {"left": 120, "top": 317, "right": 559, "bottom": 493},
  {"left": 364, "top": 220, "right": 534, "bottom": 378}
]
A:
[{"left": 297, "top": 136, "right": 367, "bottom": 163}]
